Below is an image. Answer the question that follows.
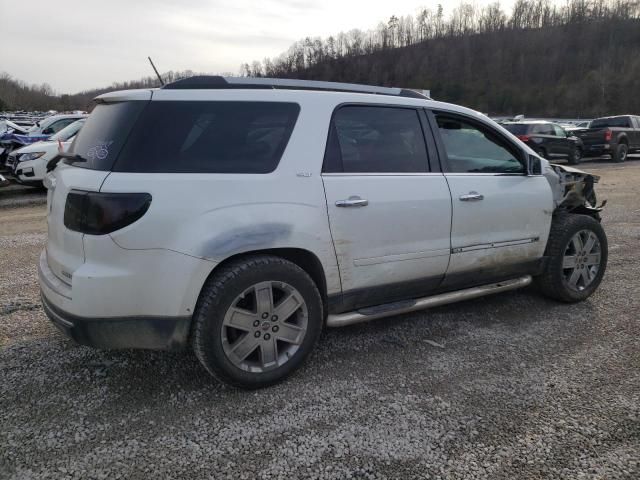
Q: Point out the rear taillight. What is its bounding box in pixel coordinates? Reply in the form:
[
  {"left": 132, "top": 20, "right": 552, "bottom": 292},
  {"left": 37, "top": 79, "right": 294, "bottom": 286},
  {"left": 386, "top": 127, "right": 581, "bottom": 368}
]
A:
[
  {"left": 604, "top": 129, "right": 612, "bottom": 141},
  {"left": 516, "top": 134, "right": 530, "bottom": 142},
  {"left": 64, "top": 191, "right": 152, "bottom": 235}
]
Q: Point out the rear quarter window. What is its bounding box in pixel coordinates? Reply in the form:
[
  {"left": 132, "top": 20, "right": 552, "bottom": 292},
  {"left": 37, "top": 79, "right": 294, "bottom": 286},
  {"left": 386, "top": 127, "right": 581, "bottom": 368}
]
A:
[
  {"left": 114, "top": 101, "right": 300, "bottom": 173},
  {"left": 70, "top": 101, "right": 147, "bottom": 171}
]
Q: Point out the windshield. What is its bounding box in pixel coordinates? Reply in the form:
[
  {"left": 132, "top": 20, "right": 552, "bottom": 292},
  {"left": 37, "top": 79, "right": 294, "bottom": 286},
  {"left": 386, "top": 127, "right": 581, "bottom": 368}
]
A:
[
  {"left": 50, "top": 119, "right": 85, "bottom": 142},
  {"left": 502, "top": 124, "right": 529, "bottom": 135}
]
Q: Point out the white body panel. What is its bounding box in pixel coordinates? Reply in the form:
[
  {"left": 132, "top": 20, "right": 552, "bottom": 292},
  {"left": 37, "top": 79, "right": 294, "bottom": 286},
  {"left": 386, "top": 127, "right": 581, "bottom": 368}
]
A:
[
  {"left": 322, "top": 174, "right": 451, "bottom": 292},
  {"left": 445, "top": 174, "right": 553, "bottom": 274}
]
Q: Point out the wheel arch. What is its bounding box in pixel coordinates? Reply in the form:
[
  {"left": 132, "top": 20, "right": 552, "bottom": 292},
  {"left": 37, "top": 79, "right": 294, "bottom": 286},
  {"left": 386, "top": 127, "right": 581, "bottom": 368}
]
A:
[{"left": 197, "top": 247, "right": 329, "bottom": 315}]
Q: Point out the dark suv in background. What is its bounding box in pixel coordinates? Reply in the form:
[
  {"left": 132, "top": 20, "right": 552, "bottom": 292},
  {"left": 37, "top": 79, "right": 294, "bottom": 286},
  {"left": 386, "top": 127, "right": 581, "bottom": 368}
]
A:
[{"left": 503, "top": 121, "right": 584, "bottom": 164}]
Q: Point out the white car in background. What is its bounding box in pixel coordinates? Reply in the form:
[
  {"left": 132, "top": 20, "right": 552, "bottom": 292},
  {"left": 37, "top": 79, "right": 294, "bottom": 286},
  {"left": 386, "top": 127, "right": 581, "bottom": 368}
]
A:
[
  {"left": 25, "top": 113, "right": 87, "bottom": 137},
  {"left": 7, "top": 119, "right": 85, "bottom": 187}
]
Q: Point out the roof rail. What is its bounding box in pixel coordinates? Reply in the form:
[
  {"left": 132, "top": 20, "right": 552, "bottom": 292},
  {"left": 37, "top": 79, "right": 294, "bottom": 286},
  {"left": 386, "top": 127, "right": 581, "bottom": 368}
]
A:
[{"left": 162, "top": 76, "right": 430, "bottom": 100}]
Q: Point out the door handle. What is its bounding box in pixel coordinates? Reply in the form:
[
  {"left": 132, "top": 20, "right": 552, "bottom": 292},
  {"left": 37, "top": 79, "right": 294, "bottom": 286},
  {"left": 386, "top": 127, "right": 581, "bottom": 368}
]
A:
[
  {"left": 459, "top": 191, "right": 484, "bottom": 202},
  {"left": 336, "top": 196, "right": 369, "bottom": 208}
]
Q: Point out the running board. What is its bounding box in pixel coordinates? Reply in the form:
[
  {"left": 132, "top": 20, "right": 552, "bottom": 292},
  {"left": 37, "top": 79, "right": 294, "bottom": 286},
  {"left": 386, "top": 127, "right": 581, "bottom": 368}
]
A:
[{"left": 326, "top": 276, "right": 532, "bottom": 328}]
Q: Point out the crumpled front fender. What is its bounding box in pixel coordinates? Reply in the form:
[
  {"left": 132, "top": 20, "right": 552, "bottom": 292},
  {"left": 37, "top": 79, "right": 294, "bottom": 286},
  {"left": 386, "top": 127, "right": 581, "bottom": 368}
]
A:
[{"left": 543, "top": 163, "right": 605, "bottom": 217}]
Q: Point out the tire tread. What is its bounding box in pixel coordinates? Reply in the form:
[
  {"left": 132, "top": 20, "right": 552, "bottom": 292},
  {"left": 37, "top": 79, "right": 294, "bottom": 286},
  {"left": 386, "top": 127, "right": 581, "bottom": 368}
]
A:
[{"left": 191, "top": 255, "right": 322, "bottom": 389}]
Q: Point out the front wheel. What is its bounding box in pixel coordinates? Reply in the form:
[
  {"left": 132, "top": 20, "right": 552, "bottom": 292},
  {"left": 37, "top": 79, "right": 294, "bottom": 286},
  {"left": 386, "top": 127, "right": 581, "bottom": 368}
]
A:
[
  {"left": 536, "top": 214, "right": 607, "bottom": 302},
  {"left": 192, "top": 255, "right": 323, "bottom": 389},
  {"left": 568, "top": 147, "right": 582, "bottom": 165}
]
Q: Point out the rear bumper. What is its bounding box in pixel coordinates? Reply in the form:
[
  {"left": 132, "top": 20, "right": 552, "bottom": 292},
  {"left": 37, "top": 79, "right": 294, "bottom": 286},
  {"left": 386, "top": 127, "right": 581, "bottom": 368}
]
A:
[
  {"left": 41, "top": 292, "right": 190, "bottom": 350},
  {"left": 38, "top": 248, "right": 193, "bottom": 350},
  {"left": 582, "top": 144, "right": 611, "bottom": 157}
]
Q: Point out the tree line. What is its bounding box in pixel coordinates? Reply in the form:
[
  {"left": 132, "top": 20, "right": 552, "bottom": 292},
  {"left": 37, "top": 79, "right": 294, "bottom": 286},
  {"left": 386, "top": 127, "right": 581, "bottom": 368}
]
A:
[
  {"left": 0, "top": 70, "right": 194, "bottom": 112},
  {"left": 2, "top": 0, "right": 640, "bottom": 116},
  {"left": 243, "top": 0, "right": 640, "bottom": 77},
  {"left": 241, "top": 0, "right": 640, "bottom": 117}
]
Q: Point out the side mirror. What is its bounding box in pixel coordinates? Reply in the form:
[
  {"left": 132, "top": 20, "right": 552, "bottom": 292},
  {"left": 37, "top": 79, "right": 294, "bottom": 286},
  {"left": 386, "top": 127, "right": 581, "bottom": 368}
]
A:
[
  {"left": 527, "top": 154, "right": 542, "bottom": 175},
  {"left": 42, "top": 127, "right": 53, "bottom": 135}
]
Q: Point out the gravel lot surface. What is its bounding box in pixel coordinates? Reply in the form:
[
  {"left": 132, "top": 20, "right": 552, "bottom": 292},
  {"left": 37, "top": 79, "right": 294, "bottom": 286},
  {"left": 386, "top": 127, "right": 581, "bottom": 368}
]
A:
[{"left": 1, "top": 160, "right": 639, "bottom": 479}]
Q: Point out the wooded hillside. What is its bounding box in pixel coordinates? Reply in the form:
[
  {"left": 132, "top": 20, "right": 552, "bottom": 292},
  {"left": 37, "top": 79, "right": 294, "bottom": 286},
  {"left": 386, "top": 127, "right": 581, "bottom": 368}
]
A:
[
  {"left": 244, "top": 0, "right": 640, "bottom": 117},
  {"left": 2, "top": 0, "right": 639, "bottom": 116}
]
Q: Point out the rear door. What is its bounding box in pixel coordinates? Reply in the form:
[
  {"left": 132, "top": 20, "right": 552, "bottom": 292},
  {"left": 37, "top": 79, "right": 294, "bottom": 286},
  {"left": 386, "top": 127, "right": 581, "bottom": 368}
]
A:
[
  {"left": 429, "top": 110, "right": 552, "bottom": 288},
  {"left": 552, "top": 124, "right": 572, "bottom": 157},
  {"left": 322, "top": 105, "right": 452, "bottom": 310},
  {"left": 631, "top": 117, "right": 640, "bottom": 148}
]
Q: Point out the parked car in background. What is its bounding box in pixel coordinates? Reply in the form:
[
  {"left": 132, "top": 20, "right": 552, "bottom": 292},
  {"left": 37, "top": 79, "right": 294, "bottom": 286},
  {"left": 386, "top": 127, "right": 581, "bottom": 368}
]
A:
[
  {"left": 5, "top": 119, "right": 85, "bottom": 187},
  {"left": 502, "top": 121, "right": 584, "bottom": 164},
  {"left": 40, "top": 77, "right": 607, "bottom": 388},
  {"left": 574, "top": 115, "right": 640, "bottom": 162},
  {"left": 0, "top": 113, "right": 87, "bottom": 163}
]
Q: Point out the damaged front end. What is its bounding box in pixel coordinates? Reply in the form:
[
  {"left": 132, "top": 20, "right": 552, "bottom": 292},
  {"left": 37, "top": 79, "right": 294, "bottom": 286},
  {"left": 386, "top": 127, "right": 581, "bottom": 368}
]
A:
[{"left": 544, "top": 163, "right": 606, "bottom": 220}]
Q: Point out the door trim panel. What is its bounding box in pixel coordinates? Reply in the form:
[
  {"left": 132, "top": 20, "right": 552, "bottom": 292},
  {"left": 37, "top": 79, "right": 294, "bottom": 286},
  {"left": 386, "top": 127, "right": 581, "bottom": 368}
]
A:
[
  {"left": 354, "top": 248, "right": 450, "bottom": 266},
  {"left": 451, "top": 237, "right": 539, "bottom": 254}
]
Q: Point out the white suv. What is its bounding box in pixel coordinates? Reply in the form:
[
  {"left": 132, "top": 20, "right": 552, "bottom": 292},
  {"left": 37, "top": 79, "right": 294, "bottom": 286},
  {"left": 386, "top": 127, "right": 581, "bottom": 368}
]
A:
[
  {"left": 7, "top": 119, "right": 85, "bottom": 186},
  {"left": 39, "top": 77, "right": 607, "bottom": 388}
]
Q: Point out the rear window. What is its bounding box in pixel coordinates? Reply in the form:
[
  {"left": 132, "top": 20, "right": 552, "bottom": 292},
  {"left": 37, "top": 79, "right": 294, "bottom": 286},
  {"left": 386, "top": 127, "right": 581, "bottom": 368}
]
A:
[
  {"left": 115, "top": 101, "right": 299, "bottom": 173},
  {"left": 70, "top": 101, "right": 147, "bottom": 170},
  {"left": 591, "top": 117, "right": 631, "bottom": 128},
  {"left": 502, "top": 124, "right": 530, "bottom": 135}
]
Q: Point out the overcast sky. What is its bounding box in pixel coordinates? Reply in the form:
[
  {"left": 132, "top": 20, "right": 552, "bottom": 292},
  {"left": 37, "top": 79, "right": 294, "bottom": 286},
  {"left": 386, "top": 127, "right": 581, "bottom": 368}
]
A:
[{"left": 0, "top": 0, "right": 517, "bottom": 94}]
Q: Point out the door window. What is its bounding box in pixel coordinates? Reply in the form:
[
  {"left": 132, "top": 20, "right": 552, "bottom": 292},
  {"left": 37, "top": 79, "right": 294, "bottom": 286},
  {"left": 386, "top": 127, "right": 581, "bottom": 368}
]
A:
[
  {"left": 552, "top": 125, "right": 566, "bottom": 137},
  {"left": 46, "top": 119, "right": 76, "bottom": 134},
  {"left": 434, "top": 113, "right": 525, "bottom": 174},
  {"left": 324, "top": 106, "right": 429, "bottom": 173}
]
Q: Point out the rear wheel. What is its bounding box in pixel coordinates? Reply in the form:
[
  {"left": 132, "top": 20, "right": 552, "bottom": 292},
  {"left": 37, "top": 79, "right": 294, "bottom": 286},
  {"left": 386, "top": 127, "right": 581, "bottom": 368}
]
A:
[
  {"left": 192, "top": 255, "right": 323, "bottom": 389},
  {"left": 536, "top": 214, "right": 607, "bottom": 302},
  {"left": 612, "top": 142, "right": 628, "bottom": 163},
  {"left": 568, "top": 147, "right": 582, "bottom": 165}
]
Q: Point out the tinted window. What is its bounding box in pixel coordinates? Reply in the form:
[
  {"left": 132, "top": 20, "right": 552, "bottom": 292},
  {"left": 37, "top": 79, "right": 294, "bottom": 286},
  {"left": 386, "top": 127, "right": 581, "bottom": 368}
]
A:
[
  {"left": 591, "top": 116, "right": 631, "bottom": 128},
  {"left": 70, "top": 101, "right": 147, "bottom": 170},
  {"left": 502, "top": 124, "right": 529, "bottom": 135},
  {"left": 115, "top": 101, "right": 299, "bottom": 173},
  {"left": 324, "top": 106, "right": 428, "bottom": 173},
  {"left": 435, "top": 113, "right": 525, "bottom": 174}
]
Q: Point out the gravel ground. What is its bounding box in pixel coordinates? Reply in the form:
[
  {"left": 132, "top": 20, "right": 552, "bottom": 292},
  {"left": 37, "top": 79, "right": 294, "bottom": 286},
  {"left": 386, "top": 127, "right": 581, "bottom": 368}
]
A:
[{"left": 1, "top": 160, "right": 639, "bottom": 479}]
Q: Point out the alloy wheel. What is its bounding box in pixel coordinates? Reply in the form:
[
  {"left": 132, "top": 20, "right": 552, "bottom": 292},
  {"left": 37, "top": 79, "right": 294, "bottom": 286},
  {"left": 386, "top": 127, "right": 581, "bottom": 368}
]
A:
[
  {"left": 562, "top": 230, "right": 602, "bottom": 291},
  {"left": 221, "top": 281, "right": 308, "bottom": 373}
]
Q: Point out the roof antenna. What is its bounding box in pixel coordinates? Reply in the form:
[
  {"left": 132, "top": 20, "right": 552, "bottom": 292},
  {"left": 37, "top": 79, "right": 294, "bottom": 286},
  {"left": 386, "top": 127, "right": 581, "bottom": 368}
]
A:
[{"left": 148, "top": 56, "right": 165, "bottom": 86}]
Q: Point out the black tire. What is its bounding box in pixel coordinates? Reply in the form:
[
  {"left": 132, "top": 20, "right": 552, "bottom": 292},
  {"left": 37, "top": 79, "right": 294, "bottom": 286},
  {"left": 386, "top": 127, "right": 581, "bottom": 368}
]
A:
[
  {"left": 192, "top": 255, "right": 323, "bottom": 389},
  {"left": 568, "top": 147, "right": 582, "bottom": 165},
  {"left": 611, "top": 142, "right": 628, "bottom": 163},
  {"left": 536, "top": 213, "right": 607, "bottom": 302},
  {"left": 535, "top": 147, "right": 547, "bottom": 159}
]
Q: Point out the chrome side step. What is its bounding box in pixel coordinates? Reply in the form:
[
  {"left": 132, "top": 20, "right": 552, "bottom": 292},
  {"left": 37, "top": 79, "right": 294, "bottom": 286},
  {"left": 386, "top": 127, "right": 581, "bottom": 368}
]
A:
[{"left": 326, "top": 275, "right": 532, "bottom": 328}]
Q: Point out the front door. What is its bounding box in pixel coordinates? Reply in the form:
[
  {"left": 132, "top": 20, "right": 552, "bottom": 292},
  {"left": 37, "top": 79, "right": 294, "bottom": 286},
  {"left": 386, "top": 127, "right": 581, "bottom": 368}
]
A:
[
  {"left": 430, "top": 111, "right": 553, "bottom": 287},
  {"left": 322, "top": 105, "right": 452, "bottom": 311}
]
